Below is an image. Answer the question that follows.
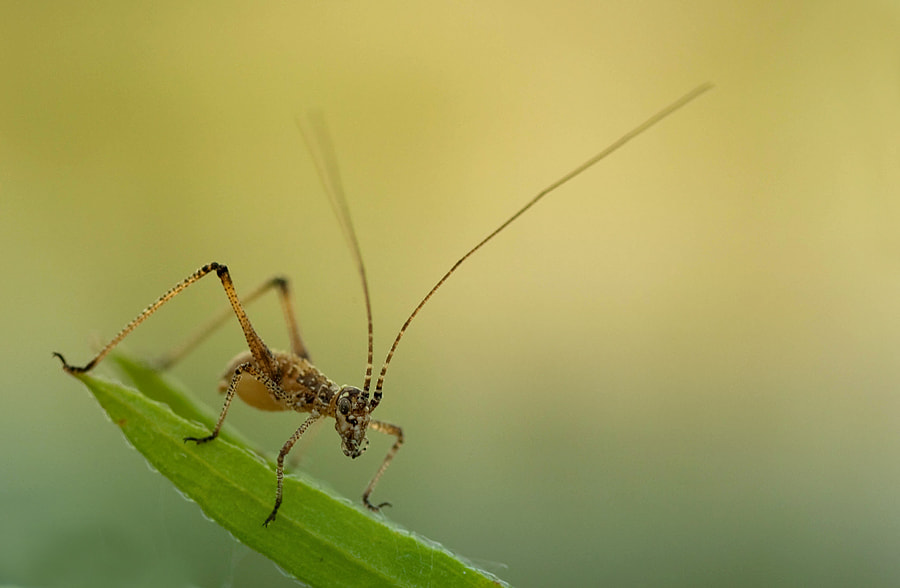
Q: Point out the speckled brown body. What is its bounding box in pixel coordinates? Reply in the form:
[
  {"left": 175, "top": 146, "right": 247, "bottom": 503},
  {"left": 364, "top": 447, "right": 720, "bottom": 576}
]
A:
[
  {"left": 219, "top": 350, "right": 338, "bottom": 414},
  {"left": 217, "top": 347, "right": 377, "bottom": 468}
]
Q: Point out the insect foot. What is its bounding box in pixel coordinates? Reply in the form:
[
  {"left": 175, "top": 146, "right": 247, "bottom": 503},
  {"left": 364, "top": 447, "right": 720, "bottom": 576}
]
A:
[
  {"left": 364, "top": 497, "right": 392, "bottom": 512},
  {"left": 52, "top": 352, "right": 92, "bottom": 374},
  {"left": 263, "top": 503, "right": 281, "bottom": 527},
  {"left": 183, "top": 432, "right": 218, "bottom": 444}
]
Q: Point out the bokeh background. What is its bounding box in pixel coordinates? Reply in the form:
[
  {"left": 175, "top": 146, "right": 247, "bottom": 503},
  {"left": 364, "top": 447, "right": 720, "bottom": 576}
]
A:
[{"left": 3, "top": 2, "right": 900, "bottom": 587}]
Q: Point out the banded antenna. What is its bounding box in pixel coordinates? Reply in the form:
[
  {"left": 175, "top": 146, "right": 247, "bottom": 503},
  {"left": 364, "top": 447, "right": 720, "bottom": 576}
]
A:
[
  {"left": 372, "top": 83, "right": 714, "bottom": 401},
  {"left": 296, "top": 115, "right": 377, "bottom": 396}
]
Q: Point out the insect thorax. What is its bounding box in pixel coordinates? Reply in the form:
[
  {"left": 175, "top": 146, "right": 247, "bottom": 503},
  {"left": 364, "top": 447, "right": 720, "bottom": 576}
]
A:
[{"left": 218, "top": 350, "right": 340, "bottom": 414}]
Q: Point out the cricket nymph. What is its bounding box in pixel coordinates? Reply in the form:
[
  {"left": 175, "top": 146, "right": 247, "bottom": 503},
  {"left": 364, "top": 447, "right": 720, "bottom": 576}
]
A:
[
  {"left": 220, "top": 350, "right": 372, "bottom": 458},
  {"left": 54, "top": 85, "right": 711, "bottom": 527}
]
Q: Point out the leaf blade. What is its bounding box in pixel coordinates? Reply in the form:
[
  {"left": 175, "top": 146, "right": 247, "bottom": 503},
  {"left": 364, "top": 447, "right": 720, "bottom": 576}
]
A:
[{"left": 74, "top": 363, "right": 505, "bottom": 588}]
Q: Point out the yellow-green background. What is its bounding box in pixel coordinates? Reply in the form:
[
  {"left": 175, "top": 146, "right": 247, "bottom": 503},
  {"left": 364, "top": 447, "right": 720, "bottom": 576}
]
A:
[{"left": 2, "top": 2, "right": 899, "bottom": 587}]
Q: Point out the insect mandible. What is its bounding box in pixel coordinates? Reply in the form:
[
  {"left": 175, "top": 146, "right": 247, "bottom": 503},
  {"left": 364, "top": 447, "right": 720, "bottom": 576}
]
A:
[{"left": 54, "top": 83, "right": 712, "bottom": 526}]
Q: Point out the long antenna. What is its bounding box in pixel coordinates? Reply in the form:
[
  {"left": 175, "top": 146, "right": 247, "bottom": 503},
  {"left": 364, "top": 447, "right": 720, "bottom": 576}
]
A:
[
  {"left": 370, "top": 83, "right": 713, "bottom": 407},
  {"left": 297, "top": 115, "right": 377, "bottom": 395}
]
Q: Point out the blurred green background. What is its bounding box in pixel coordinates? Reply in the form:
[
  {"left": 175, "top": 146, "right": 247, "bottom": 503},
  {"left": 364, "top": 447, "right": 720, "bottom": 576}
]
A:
[{"left": 2, "top": 2, "right": 899, "bottom": 587}]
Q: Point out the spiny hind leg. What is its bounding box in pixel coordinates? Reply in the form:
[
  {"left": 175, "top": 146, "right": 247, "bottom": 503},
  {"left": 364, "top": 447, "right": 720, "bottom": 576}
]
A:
[
  {"left": 363, "top": 420, "right": 404, "bottom": 511},
  {"left": 156, "top": 276, "right": 310, "bottom": 370},
  {"left": 53, "top": 262, "right": 276, "bottom": 376},
  {"left": 54, "top": 263, "right": 231, "bottom": 374}
]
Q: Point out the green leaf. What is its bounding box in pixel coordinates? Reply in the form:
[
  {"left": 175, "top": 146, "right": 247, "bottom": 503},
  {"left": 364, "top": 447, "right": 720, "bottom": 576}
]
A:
[{"left": 71, "top": 356, "right": 506, "bottom": 588}]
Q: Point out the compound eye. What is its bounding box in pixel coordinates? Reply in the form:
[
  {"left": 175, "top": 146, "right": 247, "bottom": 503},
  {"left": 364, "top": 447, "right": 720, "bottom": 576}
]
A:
[{"left": 338, "top": 397, "right": 351, "bottom": 415}]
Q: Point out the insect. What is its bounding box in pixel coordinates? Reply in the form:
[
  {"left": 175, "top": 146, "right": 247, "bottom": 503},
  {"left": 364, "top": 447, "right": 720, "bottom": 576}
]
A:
[{"left": 54, "top": 83, "right": 712, "bottom": 526}]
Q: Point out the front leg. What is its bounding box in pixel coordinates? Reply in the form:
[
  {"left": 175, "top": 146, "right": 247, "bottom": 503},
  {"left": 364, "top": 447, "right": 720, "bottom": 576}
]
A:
[
  {"left": 362, "top": 420, "right": 404, "bottom": 511},
  {"left": 184, "top": 361, "right": 285, "bottom": 444},
  {"left": 264, "top": 412, "right": 322, "bottom": 526}
]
